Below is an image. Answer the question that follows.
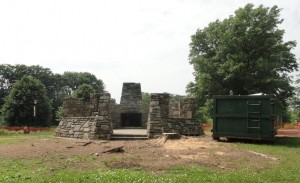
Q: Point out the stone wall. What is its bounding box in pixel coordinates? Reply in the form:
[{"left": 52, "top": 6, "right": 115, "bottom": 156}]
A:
[
  {"left": 163, "top": 118, "right": 203, "bottom": 135},
  {"left": 56, "top": 117, "right": 94, "bottom": 139},
  {"left": 56, "top": 93, "right": 112, "bottom": 140},
  {"left": 111, "top": 103, "right": 121, "bottom": 129},
  {"left": 63, "top": 93, "right": 101, "bottom": 117},
  {"left": 147, "top": 93, "right": 203, "bottom": 138},
  {"left": 169, "top": 98, "right": 196, "bottom": 118}
]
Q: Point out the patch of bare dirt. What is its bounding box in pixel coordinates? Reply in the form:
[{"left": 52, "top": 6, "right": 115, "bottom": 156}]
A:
[
  {"left": 0, "top": 135, "right": 279, "bottom": 172},
  {"left": 277, "top": 129, "right": 300, "bottom": 137}
]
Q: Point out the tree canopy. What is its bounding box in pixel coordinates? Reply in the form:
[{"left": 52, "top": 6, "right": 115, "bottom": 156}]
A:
[
  {"left": 2, "top": 76, "right": 52, "bottom": 126},
  {"left": 187, "top": 4, "right": 298, "bottom": 113},
  {"left": 0, "top": 64, "right": 105, "bottom": 124},
  {"left": 62, "top": 71, "right": 104, "bottom": 93}
]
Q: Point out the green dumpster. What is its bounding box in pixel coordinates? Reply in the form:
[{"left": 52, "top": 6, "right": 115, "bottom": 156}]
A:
[{"left": 212, "top": 95, "right": 282, "bottom": 141}]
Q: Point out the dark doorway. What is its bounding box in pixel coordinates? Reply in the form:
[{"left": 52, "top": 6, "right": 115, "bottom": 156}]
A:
[{"left": 121, "top": 113, "right": 142, "bottom": 127}]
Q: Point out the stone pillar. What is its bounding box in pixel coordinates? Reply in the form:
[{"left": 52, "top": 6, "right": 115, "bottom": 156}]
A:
[
  {"left": 90, "top": 93, "right": 113, "bottom": 140},
  {"left": 147, "top": 93, "right": 169, "bottom": 138}
]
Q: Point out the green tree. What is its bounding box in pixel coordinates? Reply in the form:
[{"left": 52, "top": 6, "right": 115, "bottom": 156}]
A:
[
  {"left": 0, "top": 64, "right": 56, "bottom": 98},
  {"left": 282, "top": 109, "right": 292, "bottom": 123},
  {"left": 72, "top": 84, "right": 95, "bottom": 101},
  {"left": 55, "top": 106, "right": 64, "bottom": 120},
  {"left": 0, "top": 64, "right": 64, "bottom": 124},
  {"left": 288, "top": 75, "right": 300, "bottom": 123},
  {"left": 2, "top": 76, "right": 52, "bottom": 126},
  {"left": 187, "top": 4, "right": 298, "bottom": 117},
  {"left": 169, "top": 94, "right": 186, "bottom": 103},
  {"left": 0, "top": 75, "right": 11, "bottom": 108},
  {"left": 0, "top": 64, "right": 106, "bottom": 125},
  {"left": 141, "top": 92, "right": 150, "bottom": 105},
  {"left": 289, "top": 75, "right": 300, "bottom": 108},
  {"left": 290, "top": 108, "right": 300, "bottom": 123},
  {"left": 62, "top": 72, "right": 105, "bottom": 93}
]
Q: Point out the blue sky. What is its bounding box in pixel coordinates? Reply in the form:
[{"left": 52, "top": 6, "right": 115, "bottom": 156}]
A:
[{"left": 0, "top": 0, "right": 299, "bottom": 102}]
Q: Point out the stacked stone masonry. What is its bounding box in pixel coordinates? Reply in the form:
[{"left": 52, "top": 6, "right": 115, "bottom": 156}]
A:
[
  {"left": 164, "top": 118, "right": 204, "bottom": 135},
  {"left": 56, "top": 93, "right": 112, "bottom": 140},
  {"left": 63, "top": 93, "right": 101, "bottom": 117},
  {"left": 147, "top": 93, "right": 169, "bottom": 138},
  {"left": 147, "top": 93, "right": 203, "bottom": 138},
  {"left": 169, "top": 98, "right": 197, "bottom": 118},
  {"left": 56, "top": 83, "right": 204, "bottom": 140}
]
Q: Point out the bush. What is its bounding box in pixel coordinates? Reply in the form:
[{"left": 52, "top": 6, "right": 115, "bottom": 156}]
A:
[
  {"left": 0, "top": 129, "right": 23, "bottom": 135},
  {"left": 55, "top": 106, "right": 64, "bottom": 120}
]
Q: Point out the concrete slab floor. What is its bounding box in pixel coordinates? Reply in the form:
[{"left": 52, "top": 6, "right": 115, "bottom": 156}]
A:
[{"left": 113, "top": 129, "right": 147, "bottom": 135}]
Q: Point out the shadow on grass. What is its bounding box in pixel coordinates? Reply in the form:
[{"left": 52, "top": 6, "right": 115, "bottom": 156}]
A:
[
  {"left": 273, "top": 136, "right": 300, "bottom": 148},
  {"left": 218, "top": 136, "right": 300, "bottom": 148}
]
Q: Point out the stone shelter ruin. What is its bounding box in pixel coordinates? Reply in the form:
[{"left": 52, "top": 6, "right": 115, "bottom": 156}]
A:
[
  {"left": 111, "top": 83, "right": 149, "bottom": 129},
  {"left": 56, "top": 82, "right": 203, "bottom": 139}
]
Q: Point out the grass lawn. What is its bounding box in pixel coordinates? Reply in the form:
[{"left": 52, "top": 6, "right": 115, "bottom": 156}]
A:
[
  {"left": 0, "top": 132, "right": 299, "bottom": 182},
  {"left": 0, "top": 130, "right": 54, "bottom": 144}
]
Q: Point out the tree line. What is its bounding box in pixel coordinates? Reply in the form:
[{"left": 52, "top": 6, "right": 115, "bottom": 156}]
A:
[{"left": 0, "top": 64, "right": 105, "bottom": 126}]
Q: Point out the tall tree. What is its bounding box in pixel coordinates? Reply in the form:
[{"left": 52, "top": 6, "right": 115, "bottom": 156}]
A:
[
  {"left": 0, "top": 64, "right": 56, "bottom": 106},
  {"left": 187, "top": 4, "right": 298, "bottom": 114},
  {"left": 0, "top": 64, "right": 62, "bottom": 124},
  {"left": 2, "top": 76, "right": 52, "bottom": 126}
]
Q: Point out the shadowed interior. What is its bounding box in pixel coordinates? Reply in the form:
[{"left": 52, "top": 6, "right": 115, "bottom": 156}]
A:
[{"left": 121, "top": 113, "right": 142, "bottom": 127}]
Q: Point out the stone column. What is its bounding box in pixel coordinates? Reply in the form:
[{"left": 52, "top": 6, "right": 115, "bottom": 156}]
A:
[
  {"left": 90, "top": 93, "right": 113, "bottom": 140},
  {"left": 147, "top": 93, "right": 170, "bottom": 138}
]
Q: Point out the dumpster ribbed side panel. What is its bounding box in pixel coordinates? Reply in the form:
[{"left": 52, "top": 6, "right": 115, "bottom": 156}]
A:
[{"left": 212, "top": 95, "right": 282, "bottom": 141}]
